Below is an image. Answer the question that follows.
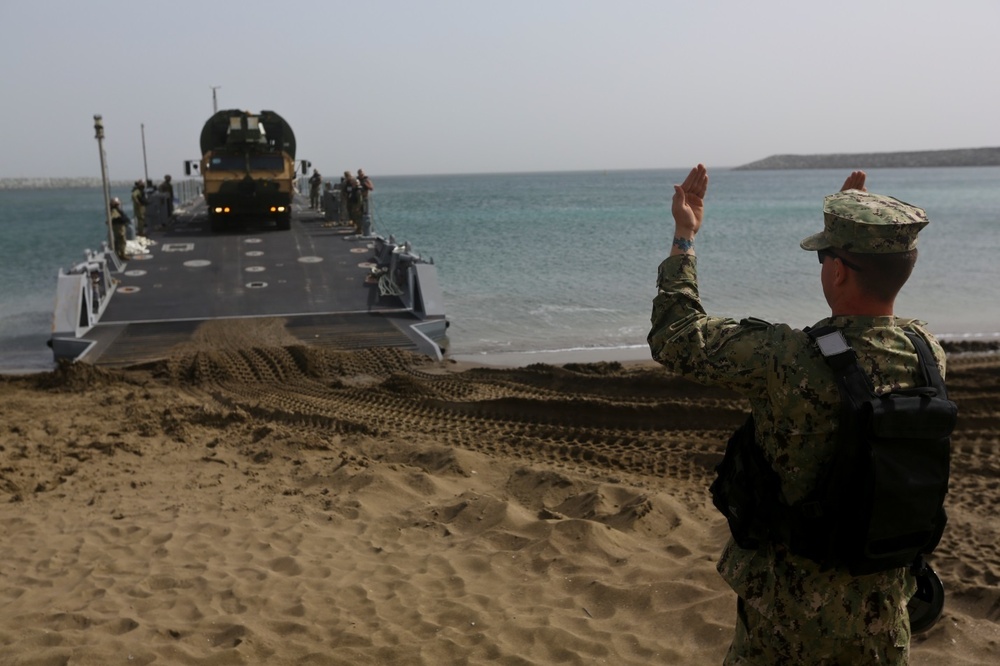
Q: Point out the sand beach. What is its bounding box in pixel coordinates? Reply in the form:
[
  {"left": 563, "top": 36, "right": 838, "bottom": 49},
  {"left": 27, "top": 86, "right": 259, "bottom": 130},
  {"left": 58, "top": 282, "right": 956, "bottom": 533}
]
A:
[{"left": 1, "top": 335, "right": 998, "bottom": 664}]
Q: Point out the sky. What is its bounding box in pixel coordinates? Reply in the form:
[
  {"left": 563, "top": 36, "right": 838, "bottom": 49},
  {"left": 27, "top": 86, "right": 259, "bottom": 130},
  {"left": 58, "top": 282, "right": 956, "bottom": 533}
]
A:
[{"left": 2, "top": 0, "right": 998, "bottom": 179}]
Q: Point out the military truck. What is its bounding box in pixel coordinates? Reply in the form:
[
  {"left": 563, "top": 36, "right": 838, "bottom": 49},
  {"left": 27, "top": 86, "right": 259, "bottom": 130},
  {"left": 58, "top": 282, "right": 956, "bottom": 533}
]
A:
[{"left": 187, "top": 109, "right": 307, "bottom": 231}]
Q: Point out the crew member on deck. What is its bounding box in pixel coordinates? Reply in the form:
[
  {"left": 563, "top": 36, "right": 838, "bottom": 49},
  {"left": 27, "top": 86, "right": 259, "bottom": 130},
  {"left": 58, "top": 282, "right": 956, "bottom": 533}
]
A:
[
  {"left": 159, "top": 174, "right": 174, "bottom": 218},
  {"left": 357, "top": 169, "right": 374, "bottom": 235},
  {"left": 131, "top": 179, "right": 148, "bottom": 237},
  {"left": 309, "top": 168, "right": 323, "bottom": 210},
  {"left": 109, "top": 197, "right": 130, "bottom": 261},
  {"left": 343, "top": 171, "right": 362, "bottom": 233}
]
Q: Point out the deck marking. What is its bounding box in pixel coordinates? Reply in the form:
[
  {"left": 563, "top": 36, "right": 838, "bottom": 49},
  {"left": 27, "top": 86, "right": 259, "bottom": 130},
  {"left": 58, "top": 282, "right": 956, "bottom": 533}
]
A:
[
  {"left": 124, "top": 270, "right": 147, "bottom": 276},
  {"left": 162, "top": 243, "right": 195, "bottom": 252},
  {"left": 183, "top": 259, "right": 212, "bottom": 268},
  {"left": 298, "top": 256, "right": 323, "bottom": 263},
  {"left": 245, "top": 266, "right": 266, "bottom": 273}
]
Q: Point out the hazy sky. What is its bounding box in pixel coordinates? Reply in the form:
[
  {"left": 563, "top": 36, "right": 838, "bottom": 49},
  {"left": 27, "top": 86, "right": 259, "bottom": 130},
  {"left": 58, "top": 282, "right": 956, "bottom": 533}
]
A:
[{"left": 2, "top": 0, "right": 997, "bottom": 179}]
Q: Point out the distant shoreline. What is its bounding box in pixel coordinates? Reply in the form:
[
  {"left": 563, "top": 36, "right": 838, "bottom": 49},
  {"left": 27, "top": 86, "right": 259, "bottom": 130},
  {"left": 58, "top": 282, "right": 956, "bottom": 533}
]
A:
[
  {"left": 734, "top": 147, "right": 1000, "bottom": 170},
  {"left": 3, "top": 150, "right": 1000, "bottom": 188},
  {"left": 0, "top": 177, "right": 136, "bottom": 191}
]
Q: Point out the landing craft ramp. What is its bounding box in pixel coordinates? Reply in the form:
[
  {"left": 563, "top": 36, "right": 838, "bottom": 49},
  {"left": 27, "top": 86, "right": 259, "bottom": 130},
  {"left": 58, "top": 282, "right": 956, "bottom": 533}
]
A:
[{"left": 51, "top": 196, "right": 448, "bottom": 367}]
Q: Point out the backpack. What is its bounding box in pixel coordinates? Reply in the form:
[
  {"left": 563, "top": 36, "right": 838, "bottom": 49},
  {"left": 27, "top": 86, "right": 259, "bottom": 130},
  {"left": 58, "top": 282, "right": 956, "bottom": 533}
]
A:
[{"left": 710, "top": 326, "right": 956, "bottom": 577}]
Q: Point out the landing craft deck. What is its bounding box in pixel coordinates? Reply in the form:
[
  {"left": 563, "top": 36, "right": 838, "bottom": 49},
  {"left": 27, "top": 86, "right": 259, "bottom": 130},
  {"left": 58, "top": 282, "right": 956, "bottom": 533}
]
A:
[{"left": 50, "top": 196, "right": 448, "bottom": 367}]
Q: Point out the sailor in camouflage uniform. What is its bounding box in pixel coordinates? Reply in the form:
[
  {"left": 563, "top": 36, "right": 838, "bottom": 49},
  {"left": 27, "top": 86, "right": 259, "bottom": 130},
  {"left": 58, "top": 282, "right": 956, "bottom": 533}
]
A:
[{"left": 648, "top": 164, "right": 945, "bottom": 664}]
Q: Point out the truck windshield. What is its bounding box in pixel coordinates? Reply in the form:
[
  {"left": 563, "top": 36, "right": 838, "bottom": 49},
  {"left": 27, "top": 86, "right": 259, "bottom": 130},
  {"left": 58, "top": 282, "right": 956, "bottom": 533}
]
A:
[
  {"left": 207, "top": 155, "right": 245, "bottom": 171},
  {"left": 249, "top": 155, "right": 285, "bottom": 171}
]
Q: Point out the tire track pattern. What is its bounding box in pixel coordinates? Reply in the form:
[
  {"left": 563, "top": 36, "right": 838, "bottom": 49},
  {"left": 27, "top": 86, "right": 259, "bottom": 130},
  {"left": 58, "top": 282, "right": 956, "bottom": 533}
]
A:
[
  {"left": 157, "top": 346, "right": 747, "bottom": 493},
  {"left": 157, "top": 346, "right": 1000, "bottom": 610}
]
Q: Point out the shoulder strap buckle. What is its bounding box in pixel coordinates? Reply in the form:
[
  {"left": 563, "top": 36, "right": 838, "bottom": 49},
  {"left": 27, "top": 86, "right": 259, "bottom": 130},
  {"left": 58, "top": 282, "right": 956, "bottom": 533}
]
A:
[{"left": 808, "top": 326, "right": 858, "bottom": 371}]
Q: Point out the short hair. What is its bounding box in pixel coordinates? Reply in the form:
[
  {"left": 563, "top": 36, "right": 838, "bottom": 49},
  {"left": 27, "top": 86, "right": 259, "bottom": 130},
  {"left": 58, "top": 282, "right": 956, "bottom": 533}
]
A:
[{"left": 841, "top": 248, "right": 918, "bottom": 302}]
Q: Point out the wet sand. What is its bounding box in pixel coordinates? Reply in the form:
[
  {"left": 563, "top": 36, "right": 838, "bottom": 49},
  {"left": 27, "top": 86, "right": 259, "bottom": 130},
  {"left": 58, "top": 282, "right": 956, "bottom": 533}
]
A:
[{"left": 1, "top": 342, "right": 998, "bottom": 664}]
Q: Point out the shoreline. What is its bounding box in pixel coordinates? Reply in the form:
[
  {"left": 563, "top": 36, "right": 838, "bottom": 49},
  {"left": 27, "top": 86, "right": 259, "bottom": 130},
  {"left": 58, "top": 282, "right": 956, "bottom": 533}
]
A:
[
  {"left": 3, "top": 335, "right": 1000, "bottom": 377},
  {"left": 451, "top": 344, "right": 655, "bottom": 368},
  {"left": 450, "top": 334, "right": 1000, "bottom": 370}
]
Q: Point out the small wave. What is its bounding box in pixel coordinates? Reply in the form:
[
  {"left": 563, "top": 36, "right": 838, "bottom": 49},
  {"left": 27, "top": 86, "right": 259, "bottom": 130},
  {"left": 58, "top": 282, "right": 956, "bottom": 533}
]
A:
[
  {"left": 527, "top": 304, "right": 621, "bottom": 316},
  {"left": 453, "top": 344, "right": 651, "bottom": 368}
]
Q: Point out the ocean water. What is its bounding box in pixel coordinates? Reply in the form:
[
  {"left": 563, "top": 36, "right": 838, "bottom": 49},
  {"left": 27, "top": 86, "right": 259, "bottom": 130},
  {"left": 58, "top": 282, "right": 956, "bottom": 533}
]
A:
[{"left": 1, "top": 167, "right": 998, "bottom": 373}]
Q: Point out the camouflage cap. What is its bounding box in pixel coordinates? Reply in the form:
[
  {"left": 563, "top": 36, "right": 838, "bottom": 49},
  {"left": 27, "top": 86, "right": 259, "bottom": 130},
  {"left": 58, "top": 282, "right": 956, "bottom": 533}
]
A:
[{"left": 800, "top": 189, "right": 929, "bottom": 254}]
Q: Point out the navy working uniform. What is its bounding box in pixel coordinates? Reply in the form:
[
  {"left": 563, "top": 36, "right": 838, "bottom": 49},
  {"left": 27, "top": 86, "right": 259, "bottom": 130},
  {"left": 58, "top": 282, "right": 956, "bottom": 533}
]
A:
[
  {"left": 109, "top": 197, "right": 130, "bottom": 261},
  {"left": 309, "top": 169, "right": 322, "bottom": 209},
  {"left": 131, "top": 179, "right": 148, "bottom": 236},
  {"left": 648, "top": 187, "right": 945, "bottom": 664}
]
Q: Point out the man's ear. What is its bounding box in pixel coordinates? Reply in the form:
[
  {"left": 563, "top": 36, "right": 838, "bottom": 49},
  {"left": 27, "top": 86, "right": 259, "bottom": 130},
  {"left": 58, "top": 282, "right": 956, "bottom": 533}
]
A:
[{"left": 832, "top": 258, "right": 851, "bottom": 287}]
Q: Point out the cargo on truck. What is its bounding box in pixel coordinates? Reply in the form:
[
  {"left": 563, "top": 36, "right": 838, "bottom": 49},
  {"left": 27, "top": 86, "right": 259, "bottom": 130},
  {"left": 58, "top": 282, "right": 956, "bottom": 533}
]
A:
[{"left": 185, "top": 109, "right": 308, "bottom": 231}]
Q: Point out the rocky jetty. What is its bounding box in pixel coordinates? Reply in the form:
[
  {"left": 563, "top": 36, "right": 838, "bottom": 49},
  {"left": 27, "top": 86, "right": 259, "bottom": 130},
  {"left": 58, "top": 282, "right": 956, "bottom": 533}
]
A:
[{"left": 734, "top": 147, "right": 1000, "bottom": 170}]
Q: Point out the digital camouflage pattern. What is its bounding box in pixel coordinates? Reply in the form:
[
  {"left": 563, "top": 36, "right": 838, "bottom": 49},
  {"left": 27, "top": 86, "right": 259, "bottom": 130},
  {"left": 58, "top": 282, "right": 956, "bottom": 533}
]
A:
[
  {"left": 799, "top": 190, "right": 929, "bottom": 254},
  {"left": 109, "top": 206, "right": 129, "bottom": 261},
  {"left": 727, "top": 596, "right": 908, "bottom": 664},
  {"left": 648, "top": 254, "right": 946, "bottom": 664}
]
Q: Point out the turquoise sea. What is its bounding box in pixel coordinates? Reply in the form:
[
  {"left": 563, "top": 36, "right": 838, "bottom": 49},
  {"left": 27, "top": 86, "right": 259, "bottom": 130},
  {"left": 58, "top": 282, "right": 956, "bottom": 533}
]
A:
[{"left": 1, "top": 167, "right": 998, "bottom": 373}]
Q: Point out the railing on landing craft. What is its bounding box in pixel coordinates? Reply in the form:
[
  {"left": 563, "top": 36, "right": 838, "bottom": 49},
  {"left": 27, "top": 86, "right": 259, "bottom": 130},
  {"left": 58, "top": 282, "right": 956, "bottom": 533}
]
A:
[
  {"left": 174, "top": 177, "right": 313, "bottom": 205},
  {"left": 173, "top": 178, "right": 201, "bottom": 204}
]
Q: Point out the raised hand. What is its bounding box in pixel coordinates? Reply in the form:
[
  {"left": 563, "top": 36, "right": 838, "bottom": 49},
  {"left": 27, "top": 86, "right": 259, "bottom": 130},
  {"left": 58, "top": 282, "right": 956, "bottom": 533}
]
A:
[
  {"left": 671, "top": 164, "right": 708, "bottom": 236},
  {"left": 840, "top": 170, "right": 867, "bottom": 192}
]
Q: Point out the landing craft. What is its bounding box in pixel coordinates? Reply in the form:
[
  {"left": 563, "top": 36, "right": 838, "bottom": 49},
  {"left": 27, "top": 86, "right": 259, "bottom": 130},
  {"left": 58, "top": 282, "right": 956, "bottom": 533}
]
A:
[
  {"left": 49, "top": 115, "right": 448, "bottom": 365},
  {"left": 185, "top": 109, "right": 308, "bottom": 232}
]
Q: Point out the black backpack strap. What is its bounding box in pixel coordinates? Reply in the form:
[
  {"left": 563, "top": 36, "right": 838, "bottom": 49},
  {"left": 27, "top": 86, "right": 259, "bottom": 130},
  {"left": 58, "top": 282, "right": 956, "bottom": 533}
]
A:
[
  {"left": 904, "top": 329, "right": 947, "bottom": 399},
  {"left": 807, "top": 326, "right": 875, "bottom": 408},
  {"left": 793, "top": 325, "right": 876, "bottom": 565},
  {"left": 809, "top": 324, "right": 946, "bottom": 399}
]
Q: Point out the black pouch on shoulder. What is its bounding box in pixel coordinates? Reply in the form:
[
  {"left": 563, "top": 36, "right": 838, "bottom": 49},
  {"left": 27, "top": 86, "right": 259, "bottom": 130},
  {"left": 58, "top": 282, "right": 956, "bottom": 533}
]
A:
[
  {"left": 845, "top": 389, "right": 954, "bottom": 573},
  {"left": 710, "top": 415, "right": 782, "bottom": 549}
]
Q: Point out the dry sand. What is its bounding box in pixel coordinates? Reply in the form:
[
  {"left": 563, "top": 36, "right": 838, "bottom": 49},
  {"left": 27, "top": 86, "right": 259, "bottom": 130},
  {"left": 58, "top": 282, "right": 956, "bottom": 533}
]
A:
[{"left": 1, "top": 341, "right": 998, "bottom": 665}]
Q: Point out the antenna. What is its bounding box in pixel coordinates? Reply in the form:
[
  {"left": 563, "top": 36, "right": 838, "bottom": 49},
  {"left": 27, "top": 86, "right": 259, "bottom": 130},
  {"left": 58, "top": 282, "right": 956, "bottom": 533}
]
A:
[
  {"left": 211, "top": 86, "right": 221, "bottom": 113},
  {"left": 141, "top": 123, "right": 149, "bottom": 184},
  {"left": 94, "top": 115, "right": 114, "bottom": 252}
]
